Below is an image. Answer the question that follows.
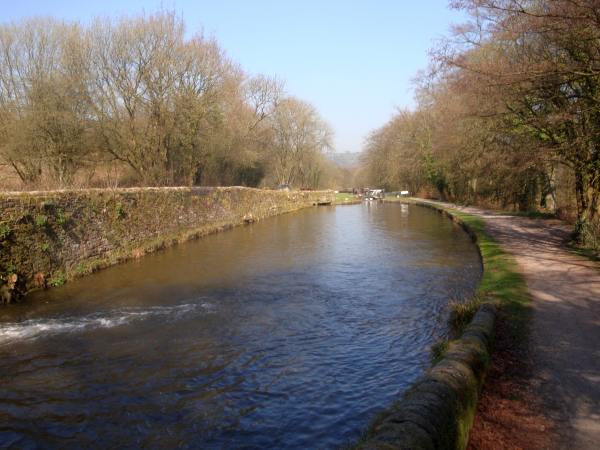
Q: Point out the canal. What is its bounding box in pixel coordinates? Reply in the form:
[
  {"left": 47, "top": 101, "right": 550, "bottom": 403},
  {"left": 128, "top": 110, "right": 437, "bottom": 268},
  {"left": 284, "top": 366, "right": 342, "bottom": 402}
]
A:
[{"left": 0, "top": 203, "right": 481, "bottom": 449}]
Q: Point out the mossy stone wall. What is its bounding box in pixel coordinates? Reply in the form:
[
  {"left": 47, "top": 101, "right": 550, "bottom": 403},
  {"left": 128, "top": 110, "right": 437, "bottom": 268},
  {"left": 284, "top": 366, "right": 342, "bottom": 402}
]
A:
[
  {"left": 357, "top": 305, "right": 495, "bottom": 450},
  {"left": 0, "top": 187, "right": 333, "bottom": 301}
]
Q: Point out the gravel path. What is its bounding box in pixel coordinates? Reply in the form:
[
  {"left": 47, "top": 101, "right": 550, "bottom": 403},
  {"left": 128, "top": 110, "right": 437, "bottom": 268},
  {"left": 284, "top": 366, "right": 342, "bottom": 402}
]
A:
[{"left": 441, "top": 203, "right": 600, "bottom": 449}]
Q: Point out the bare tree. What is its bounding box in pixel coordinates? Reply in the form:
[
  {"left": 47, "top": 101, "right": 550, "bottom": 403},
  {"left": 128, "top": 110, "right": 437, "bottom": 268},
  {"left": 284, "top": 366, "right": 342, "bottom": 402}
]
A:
[
  {"left": 0, "top": 19, "right": 91, "bottom": 186},
  {"left": 0, "top": 11, "right": 338, "bottom": 191},
  {"left": 266, "top": 97, "right": 332, "bottom": 188}
]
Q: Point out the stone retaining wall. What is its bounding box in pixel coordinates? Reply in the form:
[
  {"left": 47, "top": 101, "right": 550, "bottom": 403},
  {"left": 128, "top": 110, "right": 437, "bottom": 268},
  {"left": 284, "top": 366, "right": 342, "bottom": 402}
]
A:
[
  {"left": 0, "top": 187, "right": 333, "bottom": 302},
  {"left": 356, "top": 199, "right": 496, "bottom": 450},
  {"left": 358, "top": 305, "right": 495, "bottom": 450}
]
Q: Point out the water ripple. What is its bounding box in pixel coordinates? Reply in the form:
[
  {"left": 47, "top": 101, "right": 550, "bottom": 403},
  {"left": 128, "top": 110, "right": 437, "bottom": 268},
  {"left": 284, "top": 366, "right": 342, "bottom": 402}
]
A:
[
  {"left": 0, "top": 204, "right": 481, "bottom": 449},
  {"left": 0, "top": 303, "right": 214, "bottom": 346}
]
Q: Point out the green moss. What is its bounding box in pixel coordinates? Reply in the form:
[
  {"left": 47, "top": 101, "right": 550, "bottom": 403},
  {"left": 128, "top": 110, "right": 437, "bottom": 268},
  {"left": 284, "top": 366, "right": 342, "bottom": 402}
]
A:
[
  {"left": 34, "top": 214, "right": 48, "bottom": 227},
  {"left": 456, "top": 400, "right": 477, "bottom": 450},
  {"left": 431, "top": 339, "right": 450, "bottom": 364},
  {"left": 40, "top": 242, "right": 50, "bottom": 252}
]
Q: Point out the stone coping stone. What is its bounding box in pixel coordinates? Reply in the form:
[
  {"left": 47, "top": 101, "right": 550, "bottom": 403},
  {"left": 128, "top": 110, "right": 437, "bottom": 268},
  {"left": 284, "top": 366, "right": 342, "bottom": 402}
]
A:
[{"left": 358, "top": 304, "right": 496, "bottom": 450}]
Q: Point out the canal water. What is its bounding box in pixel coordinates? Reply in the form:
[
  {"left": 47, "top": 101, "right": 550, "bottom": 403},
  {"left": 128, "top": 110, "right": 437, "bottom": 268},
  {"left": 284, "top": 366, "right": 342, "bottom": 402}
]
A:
[{"left": 0, "top": 203, "right": 481, "bottom": 449}]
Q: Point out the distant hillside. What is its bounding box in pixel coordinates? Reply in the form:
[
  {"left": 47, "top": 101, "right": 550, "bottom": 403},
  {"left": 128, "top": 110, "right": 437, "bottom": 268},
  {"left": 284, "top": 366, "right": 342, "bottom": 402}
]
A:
[{"left": 329, "top": 152, "right": 362, "bottom": 168}]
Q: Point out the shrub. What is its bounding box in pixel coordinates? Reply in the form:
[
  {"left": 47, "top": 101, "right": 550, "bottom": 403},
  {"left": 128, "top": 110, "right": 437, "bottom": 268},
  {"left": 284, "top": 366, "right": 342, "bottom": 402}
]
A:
[
  {"left": 35, "top": 214, "right": 48, "bottom": 227},
  {"left": 0, "top": 223, "right": 11, "bottom": 240},
  {"left": 48, "top": 272, "right": 67, "bottom": 287},
  {"left": 115, "top": 202, "right": 126, "bottom": 219},
  {"left": 56, "top": 210, "right": 69, "bottom": 226}
]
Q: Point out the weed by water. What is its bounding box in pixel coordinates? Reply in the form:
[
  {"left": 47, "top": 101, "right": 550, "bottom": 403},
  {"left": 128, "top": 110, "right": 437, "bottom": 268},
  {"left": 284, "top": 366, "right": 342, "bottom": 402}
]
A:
[
  {"left": 48, "top": 272, "right": 67, "bottom": 287},
  {"left": 449, "top": 295, "right": 483, "bottom": 337},
  {"left": 335, "top": 192, "right": 359, "bottom": 204}
]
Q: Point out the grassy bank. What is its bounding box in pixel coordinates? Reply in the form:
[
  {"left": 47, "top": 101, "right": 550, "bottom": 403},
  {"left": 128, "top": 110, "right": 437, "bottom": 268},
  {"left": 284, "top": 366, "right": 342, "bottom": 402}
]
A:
[
  {"left": 335, "top": 192, "right": 360, "bottom": 204},
  {"left": 447, "top": 209, "right": 530, "bottom": 345}
]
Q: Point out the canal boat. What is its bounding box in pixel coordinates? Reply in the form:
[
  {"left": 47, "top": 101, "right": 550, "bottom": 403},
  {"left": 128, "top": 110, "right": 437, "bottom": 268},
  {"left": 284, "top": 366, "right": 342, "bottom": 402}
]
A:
[{"left": 364, "top": 189, "right": 385, "bottom": 201}]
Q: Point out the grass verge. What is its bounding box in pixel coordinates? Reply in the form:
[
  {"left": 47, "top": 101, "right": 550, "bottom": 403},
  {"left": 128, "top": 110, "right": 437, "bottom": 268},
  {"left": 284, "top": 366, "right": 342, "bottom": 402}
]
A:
[
  {"left": 335, "top": 192, "right": 360, "bottom": 204},
  {"left": 451, "top": 209, "right": 531, "bottom": 339},
  {"left": 430, "top": 207, "right": 531, "bottom": 362}
]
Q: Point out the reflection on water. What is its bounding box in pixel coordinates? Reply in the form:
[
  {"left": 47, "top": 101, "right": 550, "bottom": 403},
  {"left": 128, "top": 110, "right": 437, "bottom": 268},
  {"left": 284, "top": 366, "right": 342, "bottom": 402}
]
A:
[{"left": 0, "top": 203, "right": 481, "bottom": 449}]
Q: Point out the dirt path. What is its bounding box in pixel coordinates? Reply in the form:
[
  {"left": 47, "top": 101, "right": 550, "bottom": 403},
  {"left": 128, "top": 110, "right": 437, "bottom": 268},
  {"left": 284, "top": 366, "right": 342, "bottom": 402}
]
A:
[{"left": 442, "top": 203, "right": 600, "bottom": 448}]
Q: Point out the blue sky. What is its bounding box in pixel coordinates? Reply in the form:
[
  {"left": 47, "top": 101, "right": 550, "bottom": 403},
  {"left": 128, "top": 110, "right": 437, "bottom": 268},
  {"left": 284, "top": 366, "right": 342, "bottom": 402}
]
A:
[{"left": 2, "top": 1, "right": 466, "bottom": 153}]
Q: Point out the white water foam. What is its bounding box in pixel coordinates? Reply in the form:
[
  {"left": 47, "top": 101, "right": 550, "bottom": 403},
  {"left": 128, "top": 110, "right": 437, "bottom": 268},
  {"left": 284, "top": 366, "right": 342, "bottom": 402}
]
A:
[{"left": 0, "top": 302, "right": 214, "bottom": 346}]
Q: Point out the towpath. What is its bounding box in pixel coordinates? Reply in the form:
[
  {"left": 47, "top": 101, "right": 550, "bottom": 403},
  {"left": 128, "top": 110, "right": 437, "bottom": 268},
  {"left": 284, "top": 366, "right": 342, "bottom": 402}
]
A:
[{"left": 423, "top": 200, "right": 600, "bottom": 449}]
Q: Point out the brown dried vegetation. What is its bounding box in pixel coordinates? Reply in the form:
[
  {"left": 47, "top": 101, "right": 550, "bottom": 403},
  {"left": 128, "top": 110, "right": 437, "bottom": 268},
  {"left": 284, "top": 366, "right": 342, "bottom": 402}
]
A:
[
  {"left": 0, "top": 12, "right": 341, "bottom": 191},
  {"left": 364, "top": 0, "right": 600, "bottom": 250}
]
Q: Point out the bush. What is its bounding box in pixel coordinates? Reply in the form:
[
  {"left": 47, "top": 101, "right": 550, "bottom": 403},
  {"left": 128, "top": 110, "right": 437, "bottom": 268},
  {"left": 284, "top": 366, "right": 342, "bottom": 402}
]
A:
[
  {"left": 48, "top": 272, "right": 67, "bottom": 287},
  {"left": 115, "top": 203, "right": 126, "bottom": 219},
  {"left": 56, "top": 210, "right": 69, "bottom": 226},
  {"left": 0, "top": 223, "right": 11, "bottom": 240},
  {"left": 35, "top": 214, "right": 48, "bottom": 227}
]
